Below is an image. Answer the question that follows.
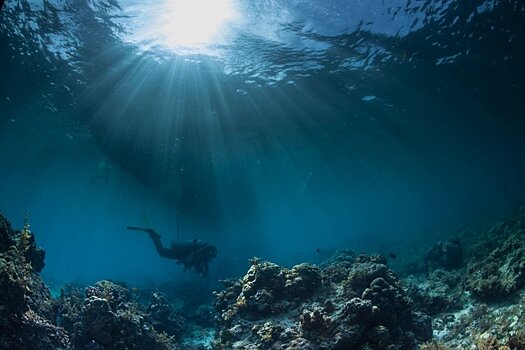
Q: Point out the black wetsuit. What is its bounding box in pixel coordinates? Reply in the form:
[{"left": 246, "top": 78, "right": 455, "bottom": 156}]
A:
[{"left": 128, "top": 227, "right": 217, "bottom": 276}]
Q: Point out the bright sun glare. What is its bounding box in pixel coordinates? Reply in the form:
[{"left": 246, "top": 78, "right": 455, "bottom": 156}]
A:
[{"left": 152, "top": 0, "right": 236, "bottom": 52}]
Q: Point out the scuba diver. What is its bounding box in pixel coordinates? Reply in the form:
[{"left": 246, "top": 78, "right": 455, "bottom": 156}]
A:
[{"left": 127, "top": 226, "right": 217, "bottom": 276}]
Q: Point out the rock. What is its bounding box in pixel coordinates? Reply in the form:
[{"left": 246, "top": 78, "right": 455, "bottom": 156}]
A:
[
  {"left": 411, "top": 311, "right": 433, "bottom": 342},
  {"left": 300, "top": 306, "right": 333, "bottom": 336},
  {"left": 284, "top": 263, "right": 321, "bottom": 299},
  {"left": 55, "top": 284, "right": 84, "bottom": 340},
  {"left": 213, "top": 254, "right": 431, "bottom": 349},
  {"left": 148, "top": 291, "right": 185, "bottom": 336},
  {"left": 0, "top": 213, "right": 69, "bottom": 350},
  {"left": 82, "top": 296, "right": 118, "bottom": 346},
  {"left": 0, "top": 215, "right": 14, "bottom": 251},
  {"left": 344, "top": 254, "right": 395, "bottom": 297},
  {"left": 319, "top": 249, "right": 356, "bottom": 284},
  {"left": 407, "top": 269, "right": 464, "bottom": 315},
  {"left": 85, "top": 280, "right": 131, "bottom": 311},
  {"left": 57, "top": 280, "right": 179, "bottom": 349},
  {"left": 465, "top": 235, "right": 525, "bottom": 300},
  {"left": 424, "top": 239, "right": 463, "bottom": 270}
]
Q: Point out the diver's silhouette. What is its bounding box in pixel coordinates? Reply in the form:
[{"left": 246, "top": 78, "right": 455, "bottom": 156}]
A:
[{"left": 127, "top": 227, "right": 217, "bottom": 276}]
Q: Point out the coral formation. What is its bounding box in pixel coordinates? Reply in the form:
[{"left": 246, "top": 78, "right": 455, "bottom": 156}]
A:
[
  {"left": 56, "top": 280, "right": 181, "bottom": 349},
  {"left": 0, "top": 214, "right": 187, "bottom": 350},
  {"left": 465, "top": 235, "right": 525, "bottom": 300},
  {"left": 213, "top": 252, "right": 432, "bottom": 349},
  {"left": 429, "top": 288, "right": 525, "bottom": 349},
  {"left": 0, "top": 214, "right": 69, "bottom": 349},
  {"left": 3, "top": 207, "right": 525, "bottom": 349},
  {"left": 409, "top": 208, "right": 525, "bottom": 349},
  {"left": 424, "top": 239, "right": 463, "bottom": 270},
  {"left": 406, "top": 269, "right": 465, "bottom": 315}
]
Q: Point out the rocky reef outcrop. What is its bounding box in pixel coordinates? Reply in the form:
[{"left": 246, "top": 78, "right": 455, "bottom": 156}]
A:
[
  {"left": 4, "top": 206, "right": 525, "bottom": 350},
  {"left": 55, "top": 280, "right": 183, "bottom": 349},
  {"left": 404, "top": 208, "right": 525, "bottom": 313},
  {"left": 403, "top": 208, "right": 525, "bottom": 349},
  {"left": 465, "top": 234, "right": 525, "bottom": 300},
  {"left": 463, "top": 209, "right": 525, "bottom": 300},
  {"left": 0, "top": 214, "right": 186, "bottom": 350},
  {"left": 423, "top": 239, "right": 463, "bottom": 271},
  {"left": 213, "top": 252, "right": 432, "bottom": 349},
  {"left": 0, "top": 215, "right": 69, "bottom": 349},
  {"left": 406, "top": 269, "right": 465, "bottom": 315}
]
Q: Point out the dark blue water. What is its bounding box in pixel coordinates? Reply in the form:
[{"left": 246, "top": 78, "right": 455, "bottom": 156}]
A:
[{"left": 0, "top": 0, "right": 524, "bottom": 284}]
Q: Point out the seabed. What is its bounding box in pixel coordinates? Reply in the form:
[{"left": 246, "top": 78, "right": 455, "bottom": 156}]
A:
[{"left": 1, "top": 208, "right": 525, "bottom": 349}]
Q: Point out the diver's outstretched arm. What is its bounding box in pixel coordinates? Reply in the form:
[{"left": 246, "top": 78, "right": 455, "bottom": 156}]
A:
[{"left": 127, "top": 227, "right": 179, "bottom": 259}]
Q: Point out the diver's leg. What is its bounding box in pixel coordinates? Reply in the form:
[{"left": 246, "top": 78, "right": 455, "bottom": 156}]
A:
[{"left": 146, "top": 230, "right": 176, "bottom": 259}]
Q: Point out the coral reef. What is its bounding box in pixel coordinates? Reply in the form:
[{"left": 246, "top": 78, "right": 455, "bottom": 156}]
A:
[
  {"left": 465, "top": 235, "right": 525, "bottom": 300},
  {"left": 3, "top": 207, "right": 525, "bottom": 350},
  {"left": 0, "top": 214, "right": 69, "bottom": 349},
  {"left": 148, "top": 291, "right": 186, "bottom": 336},
  {"left": 56, "top": 280, "right": 181, "bottom": 349},
  {"left": 213, "top": 252, "right": 432, "bottom": 349},
  {"left": 0, "top": 214, "right": 187, "bottom": 350},
  {"left": 401, "top": 208, "right": 525, "bottom": 313},
  {"left": 424, "top": 239, "right": 463, "bottom": 271},
  {"left": 406, "top": 269, "right": 465, "bottom": 315},
  {"left": 409, "top": 208, "right": 525, "bottom": 349},
  {"left": 430, "top": 290, "right": 525, "bottom": 349}
]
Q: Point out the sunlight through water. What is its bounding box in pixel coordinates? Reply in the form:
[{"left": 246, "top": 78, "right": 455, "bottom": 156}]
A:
[{"left": 119, "top": 0, "right": 238, "bottom": 55}]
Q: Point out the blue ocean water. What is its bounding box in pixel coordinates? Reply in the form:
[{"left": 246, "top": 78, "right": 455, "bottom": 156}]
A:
[{"left": 0, "top": 0, "right": 524, "bottom": 287}]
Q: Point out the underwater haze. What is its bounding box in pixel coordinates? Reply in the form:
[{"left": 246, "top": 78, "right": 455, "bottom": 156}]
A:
[{"left": 0, "top": 0, "right": 524, "bottom": 284}]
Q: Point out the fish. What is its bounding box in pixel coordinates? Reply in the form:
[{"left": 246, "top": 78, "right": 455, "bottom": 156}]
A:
[{"left": 389, "top": 252, "right": 397, "bottom": 259}]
